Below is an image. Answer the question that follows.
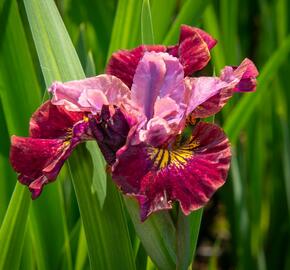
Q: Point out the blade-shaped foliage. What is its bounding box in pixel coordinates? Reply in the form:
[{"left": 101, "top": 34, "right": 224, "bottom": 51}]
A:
[{"left": 23, "top": 0, "right": 135, "bottom": 269}]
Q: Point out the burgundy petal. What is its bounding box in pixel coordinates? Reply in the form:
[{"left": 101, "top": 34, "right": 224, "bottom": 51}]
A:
[
  {"left": 107, "top": 45, "right": 167, "bottom": 88},
  {"left": 112, "top": 122, "right": 231, "bottom": 221},
  {"left": 30, "top": 101, "right": 84, "bottom": 138},
  {"left": 179, "top": 25, "right": 217, "bottom": 50},
  {"left": 179, "top": 33, "right": 211, "bottom": 76},
  {"left": 10, "top": 136, "right": 68, "bottom": 198},
  {"left": 10, "top": 102, "right": 91, "bottom": 198}
]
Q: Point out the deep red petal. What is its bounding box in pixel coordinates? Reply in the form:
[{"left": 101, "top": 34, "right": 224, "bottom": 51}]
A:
[
  {"left": 10, "top": 136, "right": 64, "bottom": 185},
  {"left": 112, "top": 122, "right": 231, "bottom": 221},
  {"left": 107, "top": 45, "right": 166, "bottom": 88},
  {"left": 179, "top": 25, "right": 217, "bottom": 50},
  {"left": 30, "top": 101, "right": 84, "bottom": 138},
  {"left": 179, "top": 34, "right": 211, "bottom": 76}
]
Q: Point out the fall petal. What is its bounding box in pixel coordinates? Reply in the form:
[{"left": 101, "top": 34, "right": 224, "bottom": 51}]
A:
[
  {"left": 10, "top": 136, "right": 67, "bottom": 197},
  {"left": 30, "top": 101, "right": 84, "bottom": 138},
  {"left": 112, "top": 122, "right": 231, "bottom": 221}
]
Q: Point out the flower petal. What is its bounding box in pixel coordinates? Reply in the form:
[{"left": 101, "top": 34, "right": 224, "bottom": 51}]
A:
[
  {"left": 178, "top": 30, "right": 211, "bottom": 76},
  {"left": 179, "top": 25, "right": 217, "bottom": 50},
  {"left": 112, "top": 122, "right": 231, "bottom": 221},
  {"left": 220, "top": 58, "right": 259, "bottom": 92},
  {"left": 107, "top": 45, "right": 167, "bottom": 88},
  {"left": 11, "top": 108, "right": 91, "bottom": 198},
  {"left": 10, "top": 136, "right": 68, "bottom": 198},
  {"left": 49, "top": 75, "right": 131, "bottom": 113},
  {"left": 186, "top": 58, "right": 259, "bottom": 118},
  {"left": 89, "top": 105, "right": 132, "bottom": 165},
  {"left": 131, "top": 52, "right": 185, "bottom": 119},
  {"left": 30, "top": 101, "right": 84, "bottom": 138}
]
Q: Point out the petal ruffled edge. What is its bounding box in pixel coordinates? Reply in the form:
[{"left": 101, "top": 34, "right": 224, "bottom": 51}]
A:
[
  {"left": 112, "top": 122, "right": 231, "bottom": 221},
  {"left": 49, "top": 75, "right": 131, "bottom": 114},
  {"left": 10, "top": 136, "right": 68, "bottom": 198}
]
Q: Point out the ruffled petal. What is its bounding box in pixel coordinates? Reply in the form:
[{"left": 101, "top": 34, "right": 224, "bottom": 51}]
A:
[
  {"left": 107, "top": 45, "right": 167, "bottom": 88},
  {"left": 112, "top": 122, "right": 231, "bottom": 221},
  {"left": 11, "top": 108, "right": 91, "bottom": 198},
  {"left": 186, "top": 58, "right": 259, "bottom": 118},
  {"left": 49, "top": 75, "right": 131, "bottom": 113},
  {"left": 30, "top": 101, "right": 84, "bottom": 138},
  {"left": 10, "top": 136, "right": 69, "bottom": 198},
  {"left": 130, "top": 52, "right": 187, "bottom": 145},
  {"left": 131, "top": 52, "right": 185, "bottom": 119},
  {"left": 220, "top": 58, "right": 259, "bottom": 92}
]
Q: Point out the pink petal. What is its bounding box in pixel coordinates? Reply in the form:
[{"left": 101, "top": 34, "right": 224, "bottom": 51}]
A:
[
  {"left": 49, "top": 75, "right": 131, "bottom": 113},
  {"left": 221, "top": 58, "right": 259, "bottom": 92},
  {"left": 107, "top": 45, "right": 167, "bottom": 88},
  {"left": 112, "top": 122, "right": 231, "bottom": 221},
  {"left": 131, "top": 52, "right": 185, "bottom": 119},
  {"left": 186, "top": 58, "right": 259, "bottom": 118},
  {"left": 185, "top": 77, "right": 228, "bottom": 114}
]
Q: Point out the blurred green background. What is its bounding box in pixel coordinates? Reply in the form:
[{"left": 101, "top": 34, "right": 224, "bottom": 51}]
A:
[{"left": 1, "top": 0, "right": 290, "bottom": 269}]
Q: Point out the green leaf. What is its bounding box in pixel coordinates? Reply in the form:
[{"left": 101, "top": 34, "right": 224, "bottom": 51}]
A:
[
  {"left": 125, "top": 198, "right": 176, "bottom": 270},
  {"left": 23, "top": 0, "right": 135, "bottom": 269},
  {"left": 0, "top": 184, "right": 30, "bottom": 270},
  {"left": 176, "top": 209, "right": 203, "bottom": 270},
  {"left": 163, "top": 0, "right": 212, "bottom": 45},
  {"left": 224, "top": 34, "right": 290, "bottom": 143},
  {"left": 107, "top": 0, "right": 142, "bottom": 59},
  {"left": 141, "top": 0, "right": 154, "bottom": 44},
  {"left": 86, "top": 141, "right": 107, "bottom": 208},
  {"left": 151, "top": 0, "right": 176, "bottom": 43}
]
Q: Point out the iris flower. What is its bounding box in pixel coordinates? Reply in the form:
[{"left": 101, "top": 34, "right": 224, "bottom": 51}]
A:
[{"left": 10, "top": 25, "right": 258, "bottom": 220}]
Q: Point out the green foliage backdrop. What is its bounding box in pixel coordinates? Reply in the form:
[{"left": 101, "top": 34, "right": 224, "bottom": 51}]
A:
[{"left": 0, "top": 0, "right": 290, "bottom": 269}]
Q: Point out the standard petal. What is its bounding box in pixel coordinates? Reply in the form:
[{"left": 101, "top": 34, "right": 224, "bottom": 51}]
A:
[
  {"left": 30, "top": 101, "right": 84, "bottom": 138},
  {"left": 131, "top": 52, "right": 185, "bottom": 119},
  {"left": 49, "top": 75, "right": 131, "bottom": 113},
  {"left": 112, "top": 122, "right": 231, "bottom": 221},
  {"left": 107, "top": 45, "right": 167, "bottom": 88}
]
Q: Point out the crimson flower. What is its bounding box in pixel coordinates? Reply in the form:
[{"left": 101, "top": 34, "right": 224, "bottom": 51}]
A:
[{"left": 10, "top": 25, "right": 258, "bottom": 221}]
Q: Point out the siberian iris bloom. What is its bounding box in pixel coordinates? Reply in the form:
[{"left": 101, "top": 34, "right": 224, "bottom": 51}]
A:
[{"left": 10, "top": 25, "right": 258, "bottom": 221}]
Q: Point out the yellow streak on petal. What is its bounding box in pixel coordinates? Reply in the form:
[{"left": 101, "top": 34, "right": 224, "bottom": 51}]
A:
[{"left": 148, "top": 138, "right": 200, "bottom": 170}]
